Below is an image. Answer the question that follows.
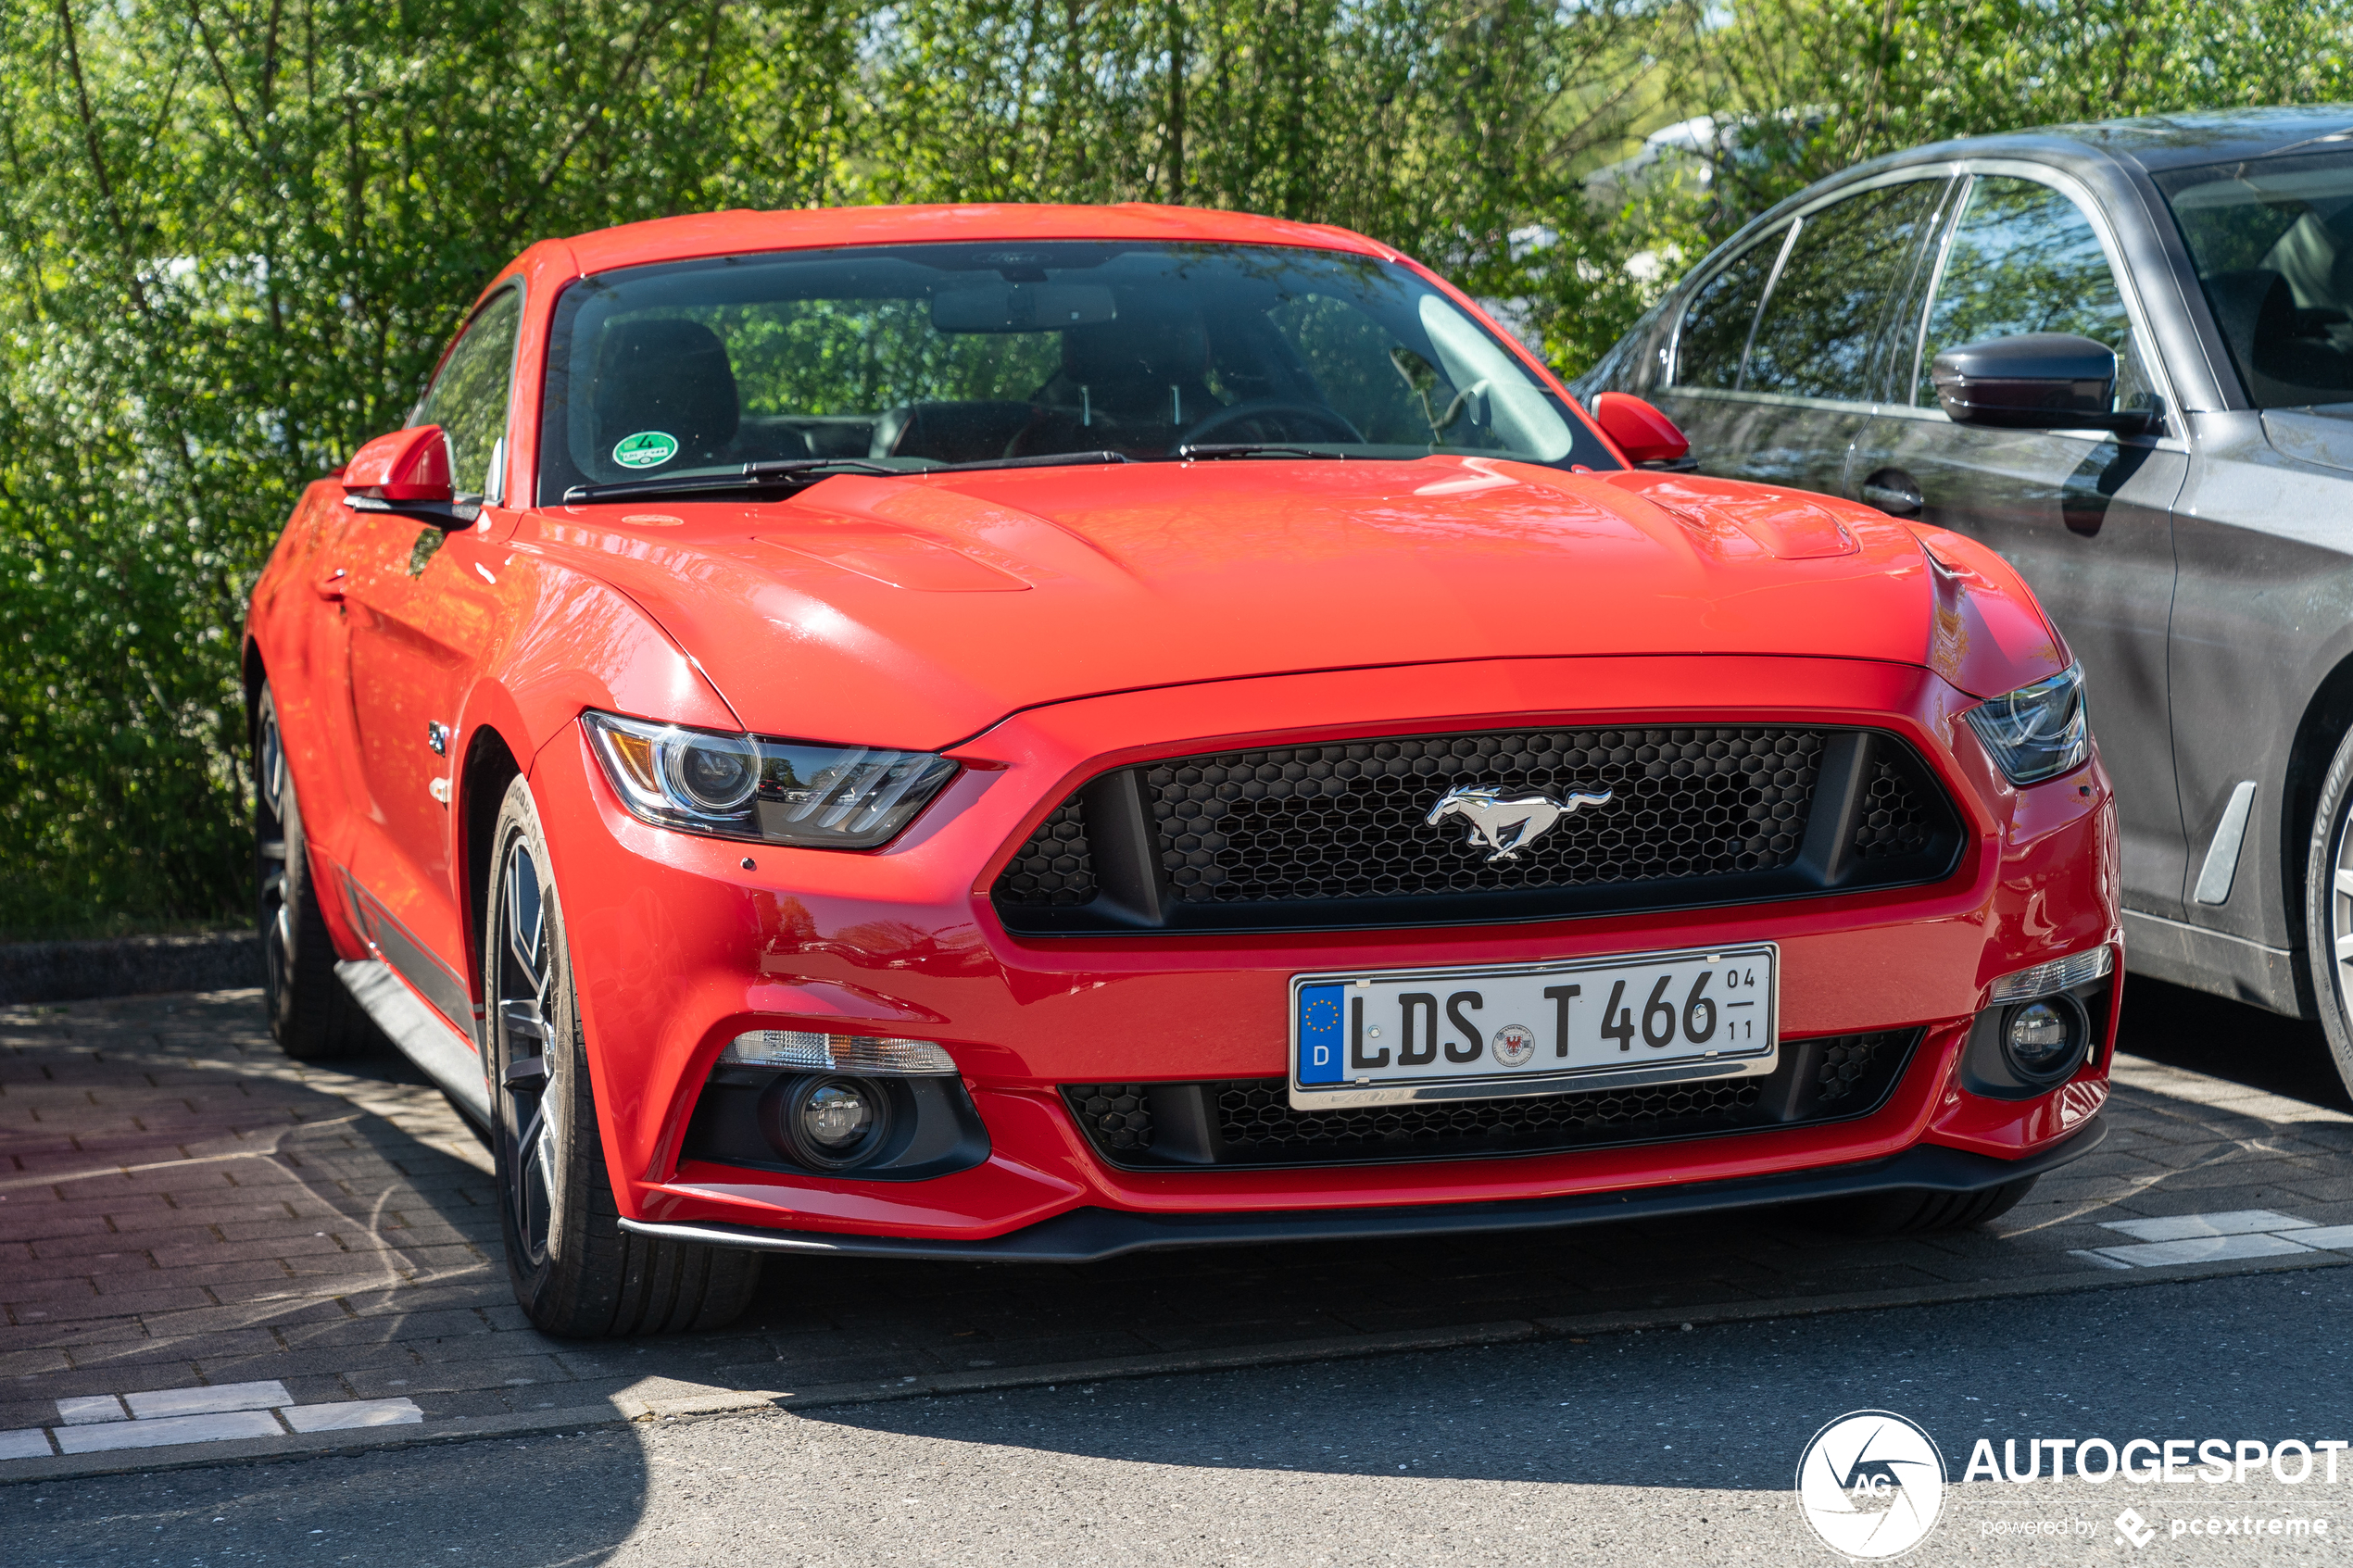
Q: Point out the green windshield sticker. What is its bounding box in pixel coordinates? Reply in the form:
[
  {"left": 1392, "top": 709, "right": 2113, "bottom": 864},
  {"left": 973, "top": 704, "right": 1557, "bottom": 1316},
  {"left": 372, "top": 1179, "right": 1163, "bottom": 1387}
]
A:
[{"left": 612, "top": 431, "right": 678, "bottom": 469}]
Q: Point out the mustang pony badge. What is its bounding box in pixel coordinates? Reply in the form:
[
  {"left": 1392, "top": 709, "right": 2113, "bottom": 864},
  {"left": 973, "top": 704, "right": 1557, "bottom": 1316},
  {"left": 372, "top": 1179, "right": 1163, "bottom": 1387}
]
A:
[{"left": 1426, "top": 784, "right": 1612, "bottom": 862}]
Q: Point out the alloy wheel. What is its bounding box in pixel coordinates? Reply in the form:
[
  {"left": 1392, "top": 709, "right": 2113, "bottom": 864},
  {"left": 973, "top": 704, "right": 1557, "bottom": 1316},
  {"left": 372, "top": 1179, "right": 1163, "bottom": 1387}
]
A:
[{"left": 493, "top": 837, "right": 561, "bottom": 1267}]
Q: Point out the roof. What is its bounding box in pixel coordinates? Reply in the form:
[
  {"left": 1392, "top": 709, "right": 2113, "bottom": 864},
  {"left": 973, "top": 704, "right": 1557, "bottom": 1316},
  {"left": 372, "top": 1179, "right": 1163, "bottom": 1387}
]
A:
[
  {"left": 1861, "top": 106, "right": 2353, "bottom": 181},
  {"left": 548, "top": 203, "right": 1400, "bottom": 281}
]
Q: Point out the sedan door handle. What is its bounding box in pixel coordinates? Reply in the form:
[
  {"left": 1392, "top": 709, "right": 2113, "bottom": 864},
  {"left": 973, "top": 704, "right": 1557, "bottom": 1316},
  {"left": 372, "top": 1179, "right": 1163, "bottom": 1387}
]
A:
[{"left": 314, "top": 567, "right": 349, "bottom": 601}]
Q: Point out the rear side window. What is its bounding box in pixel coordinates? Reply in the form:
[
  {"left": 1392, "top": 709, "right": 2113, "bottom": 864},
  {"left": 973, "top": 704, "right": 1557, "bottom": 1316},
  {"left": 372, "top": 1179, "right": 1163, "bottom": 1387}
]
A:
[
  {"left": 417, "top": 289, "right": 522, "bottom": 501},
  {"left": 1671, "top": 233, "right": 1785, "bottom": 389},
  {"left": 1913, "top": 176, "right": 2157, "bottom": 411},
  {"left": 1744, "top": 180, "right": 1945, "bottom": 402}
]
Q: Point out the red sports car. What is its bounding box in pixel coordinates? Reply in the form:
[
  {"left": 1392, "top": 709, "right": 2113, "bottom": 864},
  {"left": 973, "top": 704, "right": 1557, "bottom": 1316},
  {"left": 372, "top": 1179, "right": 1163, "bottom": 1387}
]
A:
[{"left": 244, "top": 204, "right": 2118, "bottom": 1338}]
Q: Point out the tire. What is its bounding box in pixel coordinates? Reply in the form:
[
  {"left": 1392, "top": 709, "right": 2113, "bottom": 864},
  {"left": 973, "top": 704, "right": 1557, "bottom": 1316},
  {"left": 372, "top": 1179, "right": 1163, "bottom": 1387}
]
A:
[
  {"left": 255, "top": 684, "right": 371, "bottom": 1060},
  {"left": 2305, "top": 723, "right": 2353, "bottom": 1101},
  {"left": 483, "top": 775, "right": 761, "bottom": 1336},
  {"left": 1795, "top": 1175, "right": 2039, "bottom": 1236}
]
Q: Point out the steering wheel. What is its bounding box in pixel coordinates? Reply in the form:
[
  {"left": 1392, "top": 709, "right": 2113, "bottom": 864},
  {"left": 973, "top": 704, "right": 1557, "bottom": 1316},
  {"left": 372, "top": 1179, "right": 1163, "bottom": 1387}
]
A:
[{"left": 1176, "top": 400, "right": 1365, "bottom": 449}]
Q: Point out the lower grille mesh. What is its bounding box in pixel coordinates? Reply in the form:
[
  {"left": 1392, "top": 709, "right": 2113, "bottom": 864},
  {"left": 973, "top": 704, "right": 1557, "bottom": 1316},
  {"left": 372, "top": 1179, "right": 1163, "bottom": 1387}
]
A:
[{"left": 1063, "top": 1028, "right": 1919, "bottom": 1170}]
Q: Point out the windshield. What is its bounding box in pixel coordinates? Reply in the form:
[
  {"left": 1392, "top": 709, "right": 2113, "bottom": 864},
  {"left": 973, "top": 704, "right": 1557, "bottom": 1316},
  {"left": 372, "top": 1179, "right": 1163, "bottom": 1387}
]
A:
[
  {"left": 2157, "top": 151, "right": 2353, "bottom": 408},
  {"left": 536, "top": 241, "right": 1613, "bottom": 502}
]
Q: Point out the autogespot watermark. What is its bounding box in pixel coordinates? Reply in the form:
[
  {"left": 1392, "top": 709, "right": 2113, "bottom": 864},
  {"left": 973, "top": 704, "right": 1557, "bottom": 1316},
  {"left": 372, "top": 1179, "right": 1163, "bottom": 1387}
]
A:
[{"left": 1795, "top": 1412, "right": 2342, "bottom": 1559}]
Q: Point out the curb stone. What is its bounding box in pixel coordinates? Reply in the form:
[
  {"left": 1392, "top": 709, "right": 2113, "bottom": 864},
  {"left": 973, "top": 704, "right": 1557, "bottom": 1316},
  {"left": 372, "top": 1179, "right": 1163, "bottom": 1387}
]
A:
[{"left": 0, "top": 933, "right": 261, "bottom": 1005}]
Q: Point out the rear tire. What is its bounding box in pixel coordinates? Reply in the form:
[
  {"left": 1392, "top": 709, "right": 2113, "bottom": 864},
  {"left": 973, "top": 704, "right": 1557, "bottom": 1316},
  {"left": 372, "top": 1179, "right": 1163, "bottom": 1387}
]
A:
[
  {"left": 255, "top": 684, "right": 371, "bottom": 1060},
  {"left": 484, "top": 775, "right": 761, "bottom": 1336},
  {"left": 1797, "top": 1174, "right": 2038, "bottom": 1236},
  {"left": 2303, "top": 724, "right": 2353, "bottom": 1101}
]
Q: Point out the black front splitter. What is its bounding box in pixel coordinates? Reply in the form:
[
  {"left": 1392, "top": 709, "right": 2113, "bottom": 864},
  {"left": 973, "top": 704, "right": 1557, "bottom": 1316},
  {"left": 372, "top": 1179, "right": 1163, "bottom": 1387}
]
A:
[{"left": 619, "top": 1116, "right": 2103, "bottom": 1265}]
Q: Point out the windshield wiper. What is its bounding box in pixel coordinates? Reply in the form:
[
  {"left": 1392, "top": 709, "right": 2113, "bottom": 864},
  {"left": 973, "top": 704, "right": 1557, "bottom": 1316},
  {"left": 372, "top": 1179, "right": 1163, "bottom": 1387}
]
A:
[
  {"left": 1174, "top": 443, "right": 1348, "bottom": 461},
  {"left": 563, "top": 458, "right": 902, "bottom": 505},
  {"left": 933, "top": 449, "right": 1135, "bottom": 472}
]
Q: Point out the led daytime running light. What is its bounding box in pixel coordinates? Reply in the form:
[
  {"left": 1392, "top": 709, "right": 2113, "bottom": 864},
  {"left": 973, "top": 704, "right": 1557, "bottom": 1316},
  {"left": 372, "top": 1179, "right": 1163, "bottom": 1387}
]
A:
[{"left": 722, "top": 1030, "right": 957, "bottom": 1076}]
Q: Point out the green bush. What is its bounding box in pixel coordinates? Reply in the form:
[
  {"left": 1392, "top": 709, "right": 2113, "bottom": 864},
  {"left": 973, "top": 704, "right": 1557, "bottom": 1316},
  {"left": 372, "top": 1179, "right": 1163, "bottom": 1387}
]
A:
[{"left": 2, "top": 0, "right": 2344, "bottom": 936}]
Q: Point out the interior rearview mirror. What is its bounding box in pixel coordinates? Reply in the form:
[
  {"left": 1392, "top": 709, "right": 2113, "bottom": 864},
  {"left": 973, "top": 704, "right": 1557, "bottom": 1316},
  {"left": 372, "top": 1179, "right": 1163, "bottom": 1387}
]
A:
[
  {"left": 1590, "top": 391, "right": 1693, "bottom": 469},
  {"left": 1929, "top": 333, "right": 2158, "bottom": 434},
  {"left": 339, "top": 425, "right": 478, "bottom": 530},
  {"left": 931, "top": 282, "right": 1117, "bottom": 333}
]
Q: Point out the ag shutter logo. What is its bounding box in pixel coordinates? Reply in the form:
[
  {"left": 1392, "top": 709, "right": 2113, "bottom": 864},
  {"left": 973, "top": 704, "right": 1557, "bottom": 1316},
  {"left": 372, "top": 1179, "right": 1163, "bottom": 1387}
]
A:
[{"left": 1795, "top": 1410, "right": 1947, "bottom": 1560}]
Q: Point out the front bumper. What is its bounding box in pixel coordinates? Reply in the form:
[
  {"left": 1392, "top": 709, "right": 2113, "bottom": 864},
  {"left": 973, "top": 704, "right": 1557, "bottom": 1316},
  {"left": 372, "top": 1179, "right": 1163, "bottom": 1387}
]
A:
[
  {"left": 527, "top": 653, "right": 2121, "bottom": 1248},
  {"left": 618, "top": 1116, "right": 2107, "bottom": 1262}
]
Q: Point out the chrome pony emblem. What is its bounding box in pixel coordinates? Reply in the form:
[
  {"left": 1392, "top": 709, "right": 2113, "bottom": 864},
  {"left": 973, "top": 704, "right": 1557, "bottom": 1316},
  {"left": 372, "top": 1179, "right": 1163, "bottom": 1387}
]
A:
[{"left": 1426, "top": 784, "right": 1613, "bottom": 863}]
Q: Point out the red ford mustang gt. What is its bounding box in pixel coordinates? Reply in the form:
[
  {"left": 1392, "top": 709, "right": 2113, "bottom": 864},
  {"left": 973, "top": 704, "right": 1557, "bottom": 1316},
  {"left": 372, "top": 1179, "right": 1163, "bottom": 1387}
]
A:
[{"left": 244, "top": 204, "right": 2118, "bottom": 1337}]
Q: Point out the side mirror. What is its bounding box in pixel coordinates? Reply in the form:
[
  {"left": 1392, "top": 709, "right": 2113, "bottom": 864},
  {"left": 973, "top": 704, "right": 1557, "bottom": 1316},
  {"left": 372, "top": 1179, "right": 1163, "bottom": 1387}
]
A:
[
  {"left": 340, "top": 425, "right": 477, "bottom": 529},
  {"left": 1929, "top": 333, "right": 2157, "bottom": 434},
  {"left": 1591, "top": 391, "right": 1693, "bottom": 469}
]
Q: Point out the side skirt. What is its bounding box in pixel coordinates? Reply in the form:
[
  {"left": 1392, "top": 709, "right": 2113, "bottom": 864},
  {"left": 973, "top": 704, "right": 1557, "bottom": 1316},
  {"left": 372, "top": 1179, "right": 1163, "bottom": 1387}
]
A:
[{"left": 335, "top": 958, "right": 491, "bottom": 1126}]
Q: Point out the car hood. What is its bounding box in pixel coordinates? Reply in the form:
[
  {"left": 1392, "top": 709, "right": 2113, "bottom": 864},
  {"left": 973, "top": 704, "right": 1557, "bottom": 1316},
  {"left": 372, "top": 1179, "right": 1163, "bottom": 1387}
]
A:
[{"left": 523, "top": 458, "right": 1967, "bottom": 752}]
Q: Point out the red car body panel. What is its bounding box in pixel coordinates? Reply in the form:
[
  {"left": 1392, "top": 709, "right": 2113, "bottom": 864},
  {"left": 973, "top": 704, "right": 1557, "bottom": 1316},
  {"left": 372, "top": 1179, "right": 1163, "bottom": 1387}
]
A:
[{"left": 243, "top": 203, "right": 2120, "bottom": 1256}]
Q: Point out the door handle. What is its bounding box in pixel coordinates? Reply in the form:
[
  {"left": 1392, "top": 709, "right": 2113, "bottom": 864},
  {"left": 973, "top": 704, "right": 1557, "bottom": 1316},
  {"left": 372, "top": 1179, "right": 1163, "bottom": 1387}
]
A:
[
  {"left": 314, "top": 567, "right": 349, "bottom": 601},
  {"left": 1859, "top": 469, "right": 1923, "bottom": 518}
]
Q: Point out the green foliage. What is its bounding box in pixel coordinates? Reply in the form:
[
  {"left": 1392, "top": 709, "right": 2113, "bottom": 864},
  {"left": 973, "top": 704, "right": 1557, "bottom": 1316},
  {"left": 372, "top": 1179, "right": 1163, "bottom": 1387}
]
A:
[{"left": 4, "top": 0, "right": 2349, "bottom": 935}]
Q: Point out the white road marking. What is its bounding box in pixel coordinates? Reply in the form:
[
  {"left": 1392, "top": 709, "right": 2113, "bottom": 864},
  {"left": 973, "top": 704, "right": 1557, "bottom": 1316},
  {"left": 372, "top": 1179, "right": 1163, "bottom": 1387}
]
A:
[
  {"left": 283, "top": 1399, "right": 425, "bottom": 1433},
  {"left": 2093, "top": 1233, "right": 2318, "bottom": 1268},
  {"left": 55, "top": 1411, "right": 284, "bottom": 1454},
  {"left": 124, "top": 1380, "right": 291, "bottom": 1419},
  {"left": 2099, "top": 1210, "right": 2315, "bottom": 1242},
  {"left": 55, "top": 1395, "right": 128, "bottom": 1425},
  {"left": 0, "top": 1429, "right": 55, "bottom": 1460}
]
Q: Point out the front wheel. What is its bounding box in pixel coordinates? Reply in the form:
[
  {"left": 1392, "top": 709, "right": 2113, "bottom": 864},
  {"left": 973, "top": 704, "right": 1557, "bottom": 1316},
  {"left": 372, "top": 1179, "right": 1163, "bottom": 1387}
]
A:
[
  {"left": 2304, "top": 724, "right": 2353, "bottom": 1101},
  {"left": 483, "top": 775, "right": 761, "bottom": 1336}
]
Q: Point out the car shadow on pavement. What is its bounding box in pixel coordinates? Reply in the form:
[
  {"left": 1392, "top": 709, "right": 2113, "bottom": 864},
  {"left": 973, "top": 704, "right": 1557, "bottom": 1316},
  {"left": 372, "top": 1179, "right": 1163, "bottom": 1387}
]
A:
[{"left": 2110, "top": 975, "right": 2350, "bottom": 1113}]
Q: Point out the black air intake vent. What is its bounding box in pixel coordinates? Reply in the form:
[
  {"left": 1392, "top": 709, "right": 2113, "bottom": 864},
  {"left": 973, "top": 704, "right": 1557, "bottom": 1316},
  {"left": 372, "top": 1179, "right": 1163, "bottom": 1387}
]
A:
[{"left": 1062, "top": 1028, "right": 1920, "bottom": 1170}]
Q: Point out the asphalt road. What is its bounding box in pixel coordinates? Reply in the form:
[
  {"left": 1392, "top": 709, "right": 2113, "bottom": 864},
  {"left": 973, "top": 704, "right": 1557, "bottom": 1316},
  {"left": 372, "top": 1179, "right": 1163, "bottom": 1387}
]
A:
[{"left": 13, "top": 1262, "right": 2353, "bottom": 1566}]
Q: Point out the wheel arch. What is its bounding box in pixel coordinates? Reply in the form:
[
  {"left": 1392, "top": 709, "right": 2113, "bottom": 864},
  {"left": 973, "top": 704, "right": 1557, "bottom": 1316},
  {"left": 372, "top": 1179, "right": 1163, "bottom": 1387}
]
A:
[
  {"left": 459, "top": 716, "right": 527, "bottom": 1009},
  {"left": 2278, "top": 647, "right": 2353, "bottom": 1013}
]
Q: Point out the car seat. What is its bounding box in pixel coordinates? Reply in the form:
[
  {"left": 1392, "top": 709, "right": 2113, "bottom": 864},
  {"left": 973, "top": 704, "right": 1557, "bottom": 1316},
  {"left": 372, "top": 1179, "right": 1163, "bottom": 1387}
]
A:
[{"left": 591, "top": 318, "right": 741, "bottom": 467}]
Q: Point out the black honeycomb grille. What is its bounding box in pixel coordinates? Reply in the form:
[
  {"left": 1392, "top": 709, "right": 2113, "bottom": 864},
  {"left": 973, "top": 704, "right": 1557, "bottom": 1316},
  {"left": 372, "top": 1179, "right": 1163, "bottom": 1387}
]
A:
[
  {"left": 1061, "top": 1029, "right": 1919, "bottom": 1170},
  {"left": 1147, "top": 727, "right": 1823, "bottom": 904},
  {"left": 992, "top": 797, "right": 1095, "bottom": 907},
  {"left": 993, "top": 728, "right": 1962, "bottom": 934},
  {"left": 1851, "top": 760, "right": 1931, "bottom": 861},
  {"left": 1213, "top": 1076, "right": 1761, "bottom": 1161}
]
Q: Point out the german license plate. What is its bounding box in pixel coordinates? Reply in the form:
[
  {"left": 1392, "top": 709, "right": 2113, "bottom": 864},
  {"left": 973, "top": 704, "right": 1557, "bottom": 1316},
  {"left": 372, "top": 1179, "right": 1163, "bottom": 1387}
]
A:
[{"left": 1290, "top": 943, "right": 1778, "bottom": 1110}]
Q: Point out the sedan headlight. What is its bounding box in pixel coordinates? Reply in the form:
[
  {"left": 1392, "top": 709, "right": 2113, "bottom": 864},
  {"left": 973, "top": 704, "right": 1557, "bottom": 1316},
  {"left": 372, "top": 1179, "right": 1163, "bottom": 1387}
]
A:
[
  {"left": 1964, "top": 664, "right": 2090, "bottom": 785},
  {"left": 583, "top": 710, "right": 958, "bottom": 847}
]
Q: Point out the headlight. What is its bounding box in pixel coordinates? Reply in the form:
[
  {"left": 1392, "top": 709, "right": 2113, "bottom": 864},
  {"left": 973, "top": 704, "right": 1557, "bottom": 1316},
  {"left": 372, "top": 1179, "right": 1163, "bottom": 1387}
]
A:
[
  {"left": 582, "top": 710, "right": 959, "bottom": 847},
  {"left": 1964, "top": 663, "right": 2089, "bottom": 785}
]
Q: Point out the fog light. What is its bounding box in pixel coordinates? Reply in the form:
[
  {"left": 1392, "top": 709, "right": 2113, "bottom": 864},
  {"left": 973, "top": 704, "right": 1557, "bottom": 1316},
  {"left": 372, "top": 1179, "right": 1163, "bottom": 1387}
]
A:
[
  {"left": 2001, "top": 994, "right": 2088, "bottom": 1081},
  {"left": 775, "top": 1074, "right": 893, "bottom": 1170}
]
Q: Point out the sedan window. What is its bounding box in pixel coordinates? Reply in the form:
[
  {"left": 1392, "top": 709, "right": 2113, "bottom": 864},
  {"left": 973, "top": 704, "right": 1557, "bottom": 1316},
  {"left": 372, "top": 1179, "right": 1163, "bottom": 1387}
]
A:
[
  {"left": 535, "top": 242, "right": 1613, "bottom": 502},
  {"left": 2157, "top": 150, "right": 2353, "bottom": 408},
  {"left": 1912, "top": 176, "right": 2158, "bottom": 413},
  {"left": 1744, "top": 180, "right": 1947, "bottom": 403},
  {"left": 1669, "top": 232, "right": 1784, "bottom": 390}
]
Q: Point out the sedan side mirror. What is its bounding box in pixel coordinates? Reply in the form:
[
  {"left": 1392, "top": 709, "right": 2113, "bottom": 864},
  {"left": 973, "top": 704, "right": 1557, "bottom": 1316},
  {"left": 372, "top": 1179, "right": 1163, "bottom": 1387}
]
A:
[
  {"left": 1929, "top": 333, "right": 2158, "bottom": 434},
  {"left": 1590, "top": 391, "right": 1694, "bottom": 470},
  {"left": 340, "top": 425, "right": 478, "bottom": 530}
]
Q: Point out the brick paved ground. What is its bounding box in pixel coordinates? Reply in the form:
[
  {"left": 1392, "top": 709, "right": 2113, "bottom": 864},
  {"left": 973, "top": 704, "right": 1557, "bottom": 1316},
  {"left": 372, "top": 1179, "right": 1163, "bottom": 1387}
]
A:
[{"left": 5, "top": 979, "right": 2351, "bottom": 1474}]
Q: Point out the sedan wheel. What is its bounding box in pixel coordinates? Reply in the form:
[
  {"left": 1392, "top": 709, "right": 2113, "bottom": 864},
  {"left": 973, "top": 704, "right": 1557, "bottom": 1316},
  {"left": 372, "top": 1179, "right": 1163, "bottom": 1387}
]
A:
[
  {"left": 483, "top": 775, "right": 761, "bottom": 1336},
  {"left": 2304, "top": 726, "right": 2353, "bottom": 1099}
]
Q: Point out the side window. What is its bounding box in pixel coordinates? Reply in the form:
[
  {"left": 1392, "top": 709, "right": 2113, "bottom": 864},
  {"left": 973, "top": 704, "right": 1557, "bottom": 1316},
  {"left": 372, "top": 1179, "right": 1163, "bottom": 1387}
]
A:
[
  {"left": 1914, "top": 176, "right": 2157, "bottom": 411},
  {"left": 417, "top": 289, "right": 523, "bottom": 501},
  {"left": 1743, "top": 180, "right": 1946, "bottom": 401},
  {"left": 1671, "top": 231, "right": 1786, "bottom": 389}
]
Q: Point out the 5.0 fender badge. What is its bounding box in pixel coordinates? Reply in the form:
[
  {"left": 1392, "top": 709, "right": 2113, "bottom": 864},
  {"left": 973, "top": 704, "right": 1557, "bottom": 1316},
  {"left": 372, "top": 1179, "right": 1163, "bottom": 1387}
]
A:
[{"left": 1426, "top": 784, "right": 1612, "bottom": 863}]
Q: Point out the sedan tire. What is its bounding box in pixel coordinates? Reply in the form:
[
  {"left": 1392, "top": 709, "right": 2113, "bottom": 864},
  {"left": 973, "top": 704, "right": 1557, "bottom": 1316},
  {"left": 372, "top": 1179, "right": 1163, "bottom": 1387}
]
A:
[
  {"left": 2303, "top": 724, "right": 2353, "bottom": 1100},
  {"left": 484, "top": 775, "right": 761, "bottom": 1336}
]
